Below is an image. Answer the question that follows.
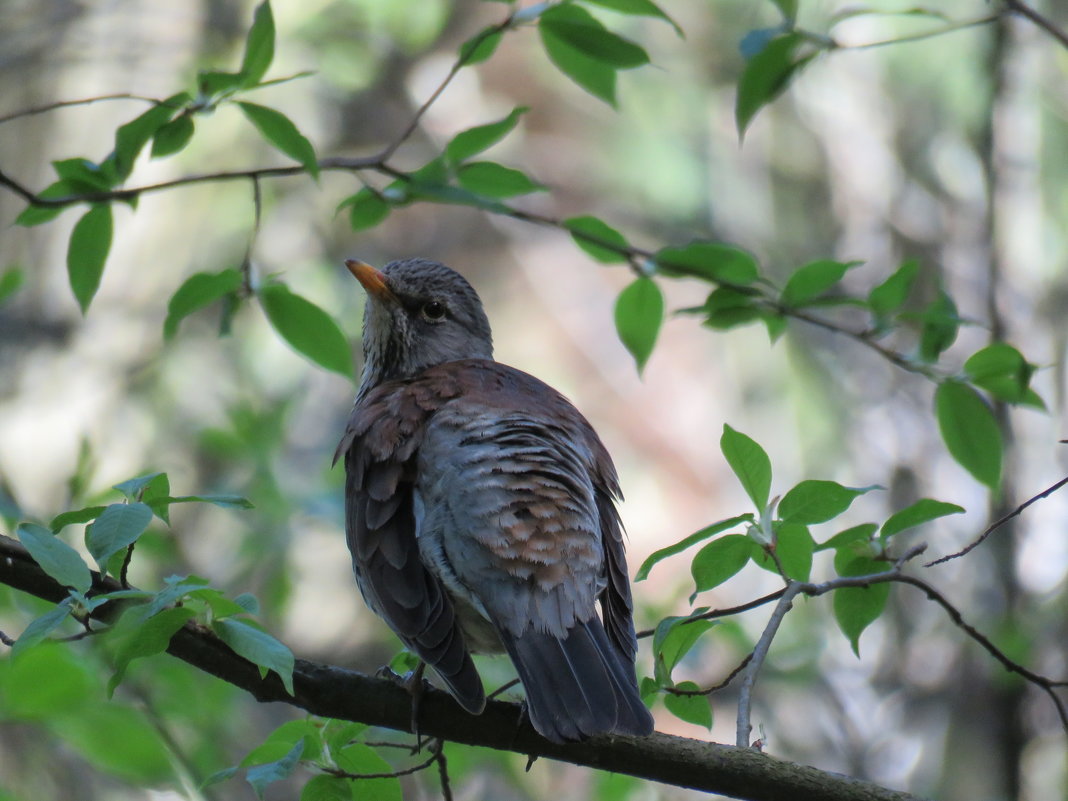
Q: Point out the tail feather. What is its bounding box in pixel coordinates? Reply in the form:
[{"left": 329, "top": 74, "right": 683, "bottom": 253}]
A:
[{"left": 500, "top": 619, "right": 654, "bottom": 743}]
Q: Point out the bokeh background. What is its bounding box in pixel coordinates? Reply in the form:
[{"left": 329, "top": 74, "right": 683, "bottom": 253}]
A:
[{"left": 1, "top": 1, "right": 1066, "bottom": 799}]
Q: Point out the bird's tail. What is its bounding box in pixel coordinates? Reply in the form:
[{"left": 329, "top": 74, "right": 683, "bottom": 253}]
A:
[{"left": 500, "top": 619, "right": 655, "bottom": 743}]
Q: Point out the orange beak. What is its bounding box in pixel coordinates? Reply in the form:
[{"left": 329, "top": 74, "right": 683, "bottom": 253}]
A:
[{"left": 345, "top": 259, "right": 395, "bottom": 301}]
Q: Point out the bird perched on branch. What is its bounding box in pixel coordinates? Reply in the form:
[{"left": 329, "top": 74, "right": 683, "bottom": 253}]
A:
[{"left": 335, "top": 257, "right": 654, "bottom": 743}]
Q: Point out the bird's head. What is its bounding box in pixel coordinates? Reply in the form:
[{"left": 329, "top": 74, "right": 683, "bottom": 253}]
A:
[{"left": 346, "top": 257, "right": 493, "bottom": 390}]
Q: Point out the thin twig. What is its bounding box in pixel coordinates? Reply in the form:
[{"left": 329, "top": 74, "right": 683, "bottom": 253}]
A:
[
  {"left": 736, "top": 583, "right": 803, "bottom": 747},
  {"left": 665, "top": 650, "right": 755, "bottom": 697},
  {"left": 487, "top": 678, "right": 520, "bottom": 700},
  {"left": 635, "top": 591, "right": 788, "bottom": 639},
  {"left": 120, "top": 542, "right": 135, "bottom": 588},
  {"left": 431, "top": 739, "right": 453, "bottom": 801},
  {"left": 0, "top": 630, "right": 14, "bottom": 646},
  {"left": 926, "top": 474, "right": 1068, "bottom": 566},
  {"left": 0, "top": 93, "right": 163, "bottom": 125},
  {"left": 324, "top": 749, "right": 439, "bottom": 780},
  {"left": 829, "top": 14, "right": 1002, "bottom": 50},
  {"left": 1004, "top": 0, "right": 1068, "bottom": 49}
]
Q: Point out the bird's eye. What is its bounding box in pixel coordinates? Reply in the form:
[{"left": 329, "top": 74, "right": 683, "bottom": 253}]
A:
[{"left": 421, "top": 300, "right": 446, "bottom": 321}]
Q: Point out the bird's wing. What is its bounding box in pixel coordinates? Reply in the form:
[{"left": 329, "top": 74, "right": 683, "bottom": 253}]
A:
[
  {"left": 412, "top": 360, "right": 651, "bottom": 741},
  {"left": 337, "top": 373, "right": 486, "bottom": 714}
]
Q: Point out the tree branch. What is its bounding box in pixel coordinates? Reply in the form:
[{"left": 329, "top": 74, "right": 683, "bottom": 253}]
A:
[
  {"left": 1004, "top": 0, "right": 1068, "bottom": 49},
  {"left": 0, "top": 533, "right": 925, "bottom": 801}
]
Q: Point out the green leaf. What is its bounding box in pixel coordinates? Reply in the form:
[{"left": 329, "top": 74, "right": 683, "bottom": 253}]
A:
[
  {"left": 564, "top": 215, "right": 630, "bottom": 263},
  {"left": 935, "top": 381, "right": 1002, "bottom": 488},
  {"left": 150, "top": 115, "right": 195, "bottom": 157},
  {"left": 736, "top": 33, "right": 814, "bottom": 137},
  {"left": 833, "top": 553, "right": 891, "bottom": 656},
  {"left": 17, "top": 523, "right": 92, "bottom": 593},
  {"left": 246, "top": 740, "right": 303, "bottom": 800},
  {"left": 720, "top": 424, "right": 772, "bottom": 508},
  {"left": 198, "top": 69, "right": 245, "bottom": 97},
  {"left": 107, "top": 607, "right": 196, "bottom": 696},
  {"left": 752, "top": 522, "right": 814, "bottom": 581},
  {"left": 539, "top": 16, "right": 617, "bottom": 105},
  {"left": 699, "top": 286, "right": 763, "bottom": 330},
  {"left": 456, "top": 161, "right": 545, "bottom": 197},
  {"left": 301, "top": 775, "right": 352, "bottom": 801},
  {"left": 336, "top": 188, "right": 389, "bottom": 231},
  {"left": 0, "top": 267, "right": 25, "bottom": 304},
  {"left": 636, "top": 514, "right": 752, "bottom": 581},
  {"left": 880, "top": 498, "right": 964, "bottom": 540},
  {"left": 614, "top": 276, "right": 663, "bottom": 373},
  {"left": 780, "top": 259, "right": 861, "bottom": 307},
  {"left": 772, "top": 0, "right": 799, "bottom": 21},
  {"left": 15, "top": 180, "right": 83, "bottom": 227},
  {"left": 917, "top": 289, "right": 959, "bottom": 362},
  {"left": 113, "top": 472, "right": 166, "bottom": 502},
  {"left": 816, "top": 522, "right": 877, "bottom": 552},
  {"left": 540, "top": 4, "right": 649, "bottom": 68},
  {"left": 49, "top": 506, "right": 106, "bottom": 532},
  {"left": 259, "top": 283, "right": 353, "bottom": 378},
  {"left": 583, "top": 0, "right": 683, "bottom": 36},
  {"left": 85, "top": 502, "right": 153, "bottom": 571},
  {"left": 690, "top": 533, "right": 752, "bottom": 594},
  {"left": 11, "top": 601, "right": 73, "bottom": 659},
  {"left": 54, "top": 700, "right": 176, "bottom": 783},
  {"left": 446, "top": 107, "right": 528, "bottom": 165},
  {"left": 868, "top": 258, "right": 918, "bottom": 320},
  {"left": 238, "top": 1, "right": 276, "bottom": 88},
  {"left": 1, "top": 641, "right": 95, "bottom": 718},
  {"left": 664, "top": 683, "right": 713, "bottom": 728},
  {"left": 164, "top": 493, "right": 255, "bottom": 509},
  {"left": 113, "top": 93, "right": 190, "bottom": 180},
  {"left": 51, "top": 158, "right": 115, "bottom": 191},
  {"left": 237, "top": 102, "right": 319, "bottom": 179},
  {"left": 459, "top": 26, "right": 504, "bottom": 65},
  {"left": 67, "top": 204, "right": 114, "bottom": 313},
  {"left": 242, "top": 719, "right": 322, "bottom": 767},
  {"left": 213, "top": 618, "right": 295, "bottom": 694},
  {"left": 964, "top": 343, "right": 1036, "bottom": 405},
  {"left": 163, "top": 268, "right": 243, "bottom": 339},
  {"left": 335, "top": 744, "right": 402, "bottom": 801},
  {"left": 652, "top": 616, "right": 714, "bottom": 686},
  {"left": 778, "top": 480, "right": 876, "bottom": 524},
  {"left": 656, "top": 242, "right": 760, "bottom": 285}
]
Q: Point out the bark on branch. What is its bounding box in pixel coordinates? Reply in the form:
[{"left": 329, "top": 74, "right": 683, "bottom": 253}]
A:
[{"left": 0, "top": 534, "right": 924, "bottom": 801}]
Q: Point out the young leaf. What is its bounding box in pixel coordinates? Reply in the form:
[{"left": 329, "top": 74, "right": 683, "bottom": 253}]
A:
[
  {"left": 664, "top": 684, "right": 713, "bottom": 729},
  {"left": 0, "top": 267, "right": 25, "bottom": 305},
  {"left": 917, "top": 289, "right": 959, "bottom": 363},
  {"left": 10, "top": 602, "right": 73, "bottom": 658},
  {"left": 113, "top": 472, "right": 167, "bottom": 502},
  {"left": 964, "top": 343, "right": 1035, "bottom": 404},
  {"left": 238, "top": 1, "right": 276, "bottom": 88},
  {"left": 868, "top": 258, "right": 918, "bottom": 320},
  {"left": 456, "top": 161, "right": 545, "bottom": 197},
  {"left": 85, "top": 502, "right": 153, "bottom": 571},
  {"left": 736, "top": 33, "right": 814, "bottom": 137},
  {"left": 690, "top": 533, "right": 752, "bottom": 594},
  {"left": 49, "top": 506, "right": 106, "bottom": 532},
  {"left": 752, "top": 522, "right": 814, "bottom": 581},
  {"left": 16, "top": 523, "right": 92, "bottom": 593},
  {"left": 107, "top": 606, "right": 197, "bottom": 696},
  {"left": 656, "top": 242, "right": 760, "bottom": 285},
  {"left": 583, "top": 0, "right": 683, "bottom": 36},
  {"left": 935, "top": 381, "right": 1002, "bottom": 488},
  {"left": 539, "top": 17, "right": 617, "bottom": 105},
  {"left": 213, "top": 618, "right": 295, "bottom": 694},
  {"left": 635, "top": 514, "right": 752, "bottom": 581},
  {"left": 151, "top": 115, "right": 195, "bottom": 158},
  {"left": 165, "top": 494, "right": 255, "bottom": 509},
  {"left": 163, "top": 268, "right": 244, "bottom": 340},
  {"left": 340, "top": 189, "right": 391, "bottom": 231},
  {"left": 259, "top": 283, "right": 353, "bottom": 378},
  {"left": 237, "top": 102, "right": 319, "bottom": 179},
  {"left": 880, "top": 498, "right": 964, "bottom": 540},
  {"left": 702, "top": 287, "right": 763, "bottom": 330},
  {"left": 780, "top": 259, "right": 861, "bottom": 307},
  {"left": 778, "top": 480, "right": 876, "bottom": 524},
  {"left": 833, "top": 553, "right": 891, "bottom": 656},
  {"left": 334, "top": 744, "right": 402, "bottom": 801},
  {"left": 564, "top": 215, "right": 630, "bottom": 263},
  {"left": 113, "top": 93, "right": 190, "bottom": 180},
  {"left": 67, "top": 204, "right": 114, "bottom": 313},
  {"left": 445, "top": 107, "right": 528, "bottom": 165},
  {"left": 816, "top": 522, "right": 877, "bottom": 552},
  {"left": 459, "top": 26, "right": 504, "bottom": 65},
  {"left": 652, "top": 616, "right": 714, "bottom": 686},
  {"left": 720, "top": 424, "right": 772, "bottom": 509},
  {"left": 614, "top": 276, "right": 663, "bottom": 373},
  {"left": 246, "top": 740, "right": 304, "bottom": 800},
  {"left": 301, "top": 775, "right": 352, "bottom": 801},
  {"left": 540, "top": 4, "right": 650, "bottom": 68}
]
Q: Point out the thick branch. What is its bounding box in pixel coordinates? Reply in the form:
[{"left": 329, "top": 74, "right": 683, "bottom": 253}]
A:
[{"left": 0, "top": 534, "right": 923, "bottom": 801}]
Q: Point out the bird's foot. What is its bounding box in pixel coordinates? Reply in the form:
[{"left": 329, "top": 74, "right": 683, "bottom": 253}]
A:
[{"left": 376, "top": 661, "right": 429, "bottom": 750}]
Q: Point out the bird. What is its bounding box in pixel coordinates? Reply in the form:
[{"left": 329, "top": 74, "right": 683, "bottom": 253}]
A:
[{"left": 335, "top": 256, "right": 655, "bottom": 743}]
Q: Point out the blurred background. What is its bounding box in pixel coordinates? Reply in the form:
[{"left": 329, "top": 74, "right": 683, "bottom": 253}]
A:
[{"left": 0, "top": 0, "right": 1066, "bottom": 799}]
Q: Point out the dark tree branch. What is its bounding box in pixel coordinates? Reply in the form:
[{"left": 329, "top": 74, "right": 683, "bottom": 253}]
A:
[
  {"left": 1004, "top": 0, "right": 1068, "bottom": 49},
  {"left": 0, "top": 533, "right": 926, "bottom": 801}
]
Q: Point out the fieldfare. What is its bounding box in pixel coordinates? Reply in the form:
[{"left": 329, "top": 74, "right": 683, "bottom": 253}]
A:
[{"left": 335, "top": 257, "right": 655, "bottom": 743}]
